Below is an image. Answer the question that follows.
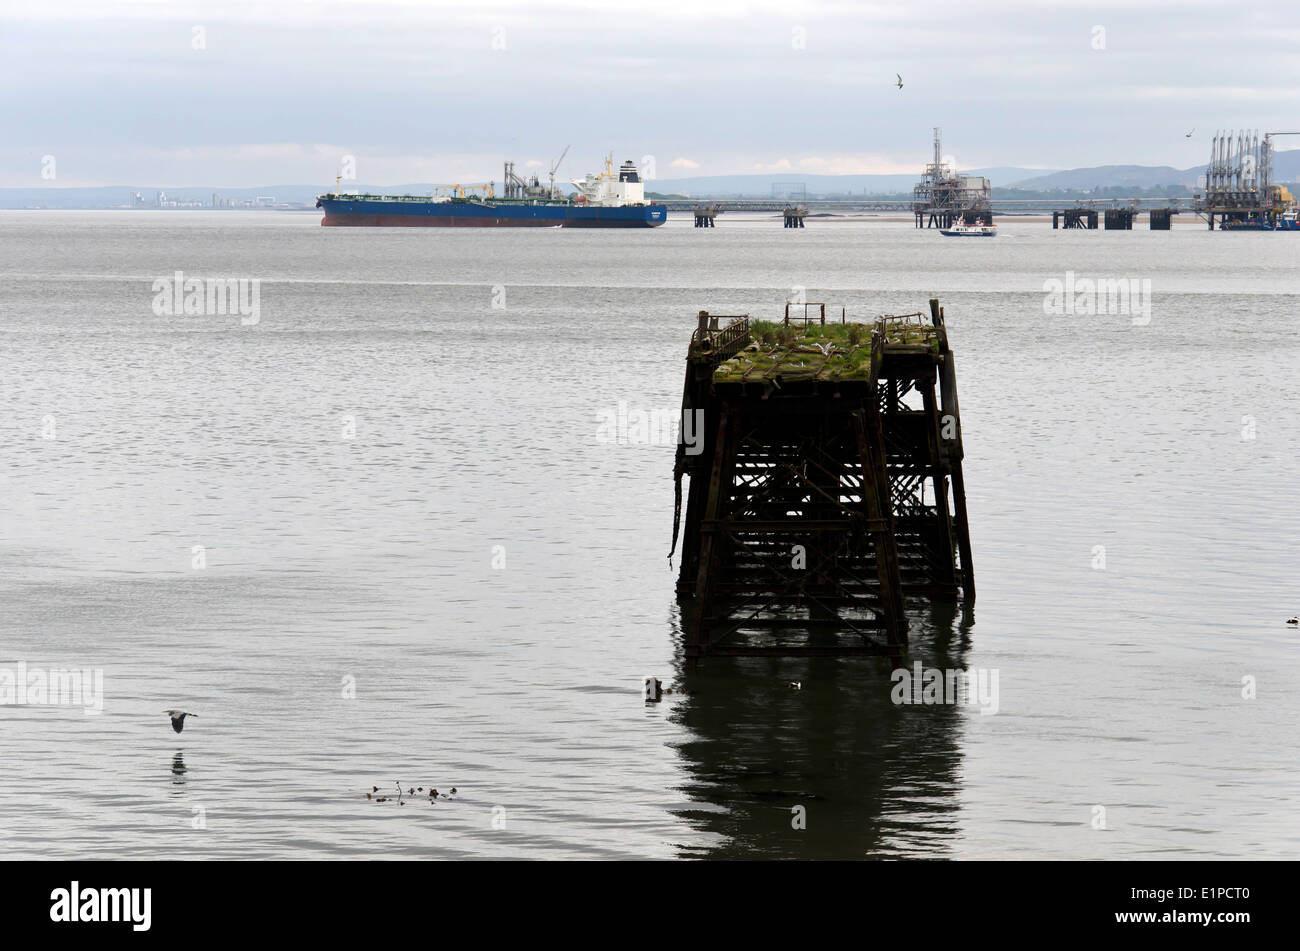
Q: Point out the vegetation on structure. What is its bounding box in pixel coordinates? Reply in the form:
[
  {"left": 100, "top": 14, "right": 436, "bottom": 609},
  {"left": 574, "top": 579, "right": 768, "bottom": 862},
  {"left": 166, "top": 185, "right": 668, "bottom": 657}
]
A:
[
  {"left": 713, "top": 319, "right": 936, "bottom": 383},
  {"left": 714, "top": 321, "right": 873, "bottom": 383}
]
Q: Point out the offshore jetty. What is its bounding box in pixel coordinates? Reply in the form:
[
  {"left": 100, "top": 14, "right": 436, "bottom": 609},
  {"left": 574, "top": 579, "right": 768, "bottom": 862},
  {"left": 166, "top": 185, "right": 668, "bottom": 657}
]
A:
[{"left": 671, "top": 300, "right": 974, "bottom": 663}]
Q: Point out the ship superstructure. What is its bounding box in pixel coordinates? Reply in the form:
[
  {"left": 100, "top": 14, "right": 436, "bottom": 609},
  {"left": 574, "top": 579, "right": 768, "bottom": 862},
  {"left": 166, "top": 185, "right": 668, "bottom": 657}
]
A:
[{"left": 570, "top": 157, "right": 647, "bottom": 207}]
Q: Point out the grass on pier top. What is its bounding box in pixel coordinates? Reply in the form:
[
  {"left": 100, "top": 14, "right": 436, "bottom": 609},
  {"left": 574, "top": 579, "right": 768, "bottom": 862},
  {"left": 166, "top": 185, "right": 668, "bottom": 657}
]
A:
[{"left": 711, "top": 319, "right": 937, "bottom": 384}]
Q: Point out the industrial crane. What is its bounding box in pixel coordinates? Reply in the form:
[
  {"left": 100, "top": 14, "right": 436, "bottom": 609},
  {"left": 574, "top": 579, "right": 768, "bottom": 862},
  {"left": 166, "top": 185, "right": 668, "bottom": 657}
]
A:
[{"left": 548, "top": 145, "right": 570, "bottom": 199}]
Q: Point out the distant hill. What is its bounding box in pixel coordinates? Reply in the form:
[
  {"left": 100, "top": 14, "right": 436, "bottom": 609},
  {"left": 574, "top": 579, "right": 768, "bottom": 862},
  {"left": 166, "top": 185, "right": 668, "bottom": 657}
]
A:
[
  {"left": 0, "top": 184, "right": 326, "bottom": 209},
  {"left": 0, "top": 183, "right": 590, "bottom": 209},
  {"left": 1005, "top": 165, "right": 1190, "bottom": 190},
  {"left": 0, "top": 171, "right": 1061, "bottom": 208},
  {"left": 646, "top": 168, "right": 1058, "bottom": 198},
  {"left": 1006, "top": 150, "right": 1300, "bottom": 190},
  {"left": 6, "top": 152, "right": 1299, "bottom": 208}
]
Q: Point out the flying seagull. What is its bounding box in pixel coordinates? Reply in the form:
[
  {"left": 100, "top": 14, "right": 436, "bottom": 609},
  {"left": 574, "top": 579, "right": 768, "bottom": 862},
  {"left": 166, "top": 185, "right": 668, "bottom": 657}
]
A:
[
  {"left": 165, "top": 710, "right": 197, "bottom": 733},
  {"left": 896, "top": 74, "right": 904, "bottom": 90},
  {"left": 1185, "top": 128, "right": 1195, "bottom": 138}
]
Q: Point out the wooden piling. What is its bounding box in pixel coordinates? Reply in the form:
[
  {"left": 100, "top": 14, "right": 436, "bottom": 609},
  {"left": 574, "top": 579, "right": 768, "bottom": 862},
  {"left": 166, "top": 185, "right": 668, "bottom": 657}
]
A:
[
  {"left": 1057, "top": 208, "right": 1099, "bottom": 230},
  {"left": 1104, "top": 208, "right": 1134, "bottom": 230}
]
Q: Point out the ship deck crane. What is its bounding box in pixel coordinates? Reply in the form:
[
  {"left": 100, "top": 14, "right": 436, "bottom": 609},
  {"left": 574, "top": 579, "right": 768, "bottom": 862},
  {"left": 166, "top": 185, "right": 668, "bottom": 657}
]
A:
[
  {"left": 433, "top": 183, "right": 495, "bottom": 200},
  {"left": 548, "top": 145, "right": 570, "bottom": 199}
]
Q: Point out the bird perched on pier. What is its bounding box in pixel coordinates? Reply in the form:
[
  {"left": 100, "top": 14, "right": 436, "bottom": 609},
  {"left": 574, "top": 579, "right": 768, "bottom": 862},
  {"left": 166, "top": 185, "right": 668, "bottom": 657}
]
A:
[
  {"left": 164, "top": 710, "right": 197, "bottom": 733},
  {"left": 895, "top": 74, "right": 904, "bottom": 89}
]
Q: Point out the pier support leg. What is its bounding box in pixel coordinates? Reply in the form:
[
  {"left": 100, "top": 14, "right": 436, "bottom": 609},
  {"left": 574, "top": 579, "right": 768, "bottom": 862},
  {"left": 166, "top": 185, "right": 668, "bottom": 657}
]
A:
[
  {"left": 852, "top": 409, "right": 908, "bottom": 658},
  {"left": 937, "top": 350, "right": 974, "bottom": 603},
  {"left": 922, "top": 378, "right": 959, "bottom": 597},
  {"left": 687, "top": 408, "right": 734, "bottom": 656}
]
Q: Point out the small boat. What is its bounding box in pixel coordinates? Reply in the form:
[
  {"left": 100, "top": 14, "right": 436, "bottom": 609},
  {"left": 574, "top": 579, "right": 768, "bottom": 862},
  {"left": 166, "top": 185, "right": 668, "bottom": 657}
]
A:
[
  {"left": 940, "top": 222, "right": 996, "bottom": 237},
  {"left": 1220, "top": 211, "right": 1300, "bottom": 232},
  {"left": 1278, "top": 214, "right": 1300, "bottom": 231}
]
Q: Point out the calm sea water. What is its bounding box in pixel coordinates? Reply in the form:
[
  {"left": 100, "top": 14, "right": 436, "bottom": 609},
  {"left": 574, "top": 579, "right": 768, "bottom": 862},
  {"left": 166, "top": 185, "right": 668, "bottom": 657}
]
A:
[{"left": 1, "top": 210, "right": 1297, "bottom": 859}]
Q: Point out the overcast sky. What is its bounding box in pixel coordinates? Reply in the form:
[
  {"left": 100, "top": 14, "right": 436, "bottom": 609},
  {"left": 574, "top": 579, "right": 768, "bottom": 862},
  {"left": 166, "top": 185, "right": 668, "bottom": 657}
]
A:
[{"left": 3, "top": 0, "right": 1298, "bottom": 187}]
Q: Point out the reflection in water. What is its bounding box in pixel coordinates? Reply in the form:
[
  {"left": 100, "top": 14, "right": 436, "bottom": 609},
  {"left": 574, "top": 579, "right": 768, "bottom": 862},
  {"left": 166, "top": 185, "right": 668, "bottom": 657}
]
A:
[
  {"left": 171, "top": 751, "right": 187, "bottom": 786},
  {"left": 669, "top": 605, "right": 974, "bottom": 858}
]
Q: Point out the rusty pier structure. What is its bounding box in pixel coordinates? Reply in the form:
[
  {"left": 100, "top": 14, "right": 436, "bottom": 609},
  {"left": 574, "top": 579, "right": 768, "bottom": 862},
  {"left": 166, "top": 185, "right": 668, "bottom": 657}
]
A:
[
  {"left": 782, "top": 206, "right": 808, "bottom": 228},
  {"left": 693, "top": 204, "right": 720, "bottom": 227},
  {"left": 671, "top": 300, "right": 974, "bottom": 663}
]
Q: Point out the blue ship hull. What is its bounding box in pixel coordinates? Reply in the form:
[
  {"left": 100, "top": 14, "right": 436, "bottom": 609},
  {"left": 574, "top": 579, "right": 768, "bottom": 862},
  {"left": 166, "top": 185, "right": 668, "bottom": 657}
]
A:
[
  {"left": 316, "top": 196, "right": 667, "bottom": 228},
  {"left": 1219, "top": 217, "right": 1300, "bottom": 231}
]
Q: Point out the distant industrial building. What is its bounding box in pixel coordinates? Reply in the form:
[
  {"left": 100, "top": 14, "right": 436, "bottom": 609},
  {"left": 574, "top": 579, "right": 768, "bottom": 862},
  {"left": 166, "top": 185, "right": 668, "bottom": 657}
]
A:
[
  {"left": 1197, "top": 129, "right": 1299, "bottom": 229},
  {"left": 129, "top": 190, "right": 202, "bottom": 208},
  {"left": 210, "top": 193, "right": 280, "bottom": 208},
  {"left": 912, "top": 128, "right": 991, "bottom": 228},
  {"left": 770, "top": 182, "right": 807, "bottom": 201}
]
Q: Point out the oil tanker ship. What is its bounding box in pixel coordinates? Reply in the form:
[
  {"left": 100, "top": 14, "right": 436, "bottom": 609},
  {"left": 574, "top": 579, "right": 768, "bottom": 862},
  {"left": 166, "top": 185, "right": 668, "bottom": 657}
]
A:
[{"left": 316, "top": 155, "right": 666, "bottom": 227}]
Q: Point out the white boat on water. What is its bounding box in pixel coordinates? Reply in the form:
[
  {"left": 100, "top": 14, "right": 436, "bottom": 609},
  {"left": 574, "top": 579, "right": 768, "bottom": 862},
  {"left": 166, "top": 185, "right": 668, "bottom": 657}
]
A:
[{"left": 940, "top": 222, "right": 996, "bottom": 237}]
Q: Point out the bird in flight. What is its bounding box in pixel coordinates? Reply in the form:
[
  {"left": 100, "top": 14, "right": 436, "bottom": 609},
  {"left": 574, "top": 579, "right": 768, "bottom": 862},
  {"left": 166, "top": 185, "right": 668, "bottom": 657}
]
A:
[
  {"left": 1185, "top": 128, "right": 1195, "bottom": 138},
  {"left": 165, "top": 710, "right": 197, "bottom": 733},
  {"left": 896, "top": 74, "right": 904, "bottom": 89}
]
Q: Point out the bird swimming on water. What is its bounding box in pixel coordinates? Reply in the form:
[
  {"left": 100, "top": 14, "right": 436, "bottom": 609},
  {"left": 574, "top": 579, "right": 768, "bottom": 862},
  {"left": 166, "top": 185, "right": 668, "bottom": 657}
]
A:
[
  {"left": 895, "top": 74, "right": 904, "bottom": 89},
  {"left": 164, "top": 710, "right": 197, "bottom": 733},
  {"left": 1287, "top": 617, "right": 1298, "bottom": 626}
]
